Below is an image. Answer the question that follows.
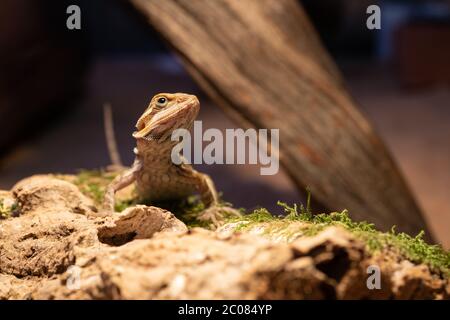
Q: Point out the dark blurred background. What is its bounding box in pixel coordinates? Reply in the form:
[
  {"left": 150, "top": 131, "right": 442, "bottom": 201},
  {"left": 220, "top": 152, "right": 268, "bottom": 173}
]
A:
[{"left": 0, "top": 0, "right": 449, "bottom": 246}]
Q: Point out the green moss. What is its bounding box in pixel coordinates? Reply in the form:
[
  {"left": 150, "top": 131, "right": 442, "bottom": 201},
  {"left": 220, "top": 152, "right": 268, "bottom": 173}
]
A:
[
  {"left": 113, "top": 199, "right": 136, "bottom": 212},
  {"left": 159, "top": 196, "right": 209, "bottom": 228},
  {"left": 226, "top": 201, "right": 450, "bottom": 277},
  {"left": 71, "top": 169, "right": 137, "bottom": 211},
  {"left": 0, "top": 199, "right": 17, "bottom": 219},
  {"left": 0, "top": 199, "right": 9, "bottom": 219},
  {"left": 149, "top": 196, "right": 243, "bottom": 229},
  {"left": 240, "top": 208, "right": 274, "bottom": 223},
  {"left": 72, "top": 170, "right": 112, "bottom": 204}
]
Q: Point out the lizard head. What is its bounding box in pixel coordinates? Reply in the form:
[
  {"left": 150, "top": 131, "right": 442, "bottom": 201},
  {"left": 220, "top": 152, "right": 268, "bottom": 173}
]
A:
[{"left": 133, "top": 93, "right": 199, "bottom": 141}]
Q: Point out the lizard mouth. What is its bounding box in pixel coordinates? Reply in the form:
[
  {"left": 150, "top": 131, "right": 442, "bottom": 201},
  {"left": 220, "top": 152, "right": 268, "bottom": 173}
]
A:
[{"left": 136, "top": 120, "right": 146, "bottom": 132}]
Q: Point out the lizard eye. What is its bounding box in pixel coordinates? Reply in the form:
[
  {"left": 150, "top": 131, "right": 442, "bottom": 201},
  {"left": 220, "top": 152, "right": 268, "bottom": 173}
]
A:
[{"left": 156, "top": 96, "right": 168, "bottom": 107}]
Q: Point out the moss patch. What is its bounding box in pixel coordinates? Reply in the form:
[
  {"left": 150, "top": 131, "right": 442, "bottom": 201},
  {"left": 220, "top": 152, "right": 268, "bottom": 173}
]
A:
[
  {"left": 69, "top": 170, "right": 240, "bottom": 223},
  {"left": 149, "top": 196, "right": 243, "bottom": 229},
  {"left": 226, "top": 202, "right": 449, "bottom": 277},
  {"left": 148, "top": 196, "right": 209, "bottom": 228},
  {"left": 0, "top": 199, "right": 10, "bottom": 219},
  {"left": 69, "top": 169, "right": 137, "bottom": 212},
  {"left": 0, "top": 199, "right": 17, "bottom": 219},
  {"left": 71, "top": 170, "right": 114, "bottom": 204}
]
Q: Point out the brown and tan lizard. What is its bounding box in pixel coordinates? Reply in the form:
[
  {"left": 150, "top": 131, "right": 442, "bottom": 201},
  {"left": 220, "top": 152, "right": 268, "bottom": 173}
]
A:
[{"left": 103, "top": 93, "right": 240, "bottom": 226}]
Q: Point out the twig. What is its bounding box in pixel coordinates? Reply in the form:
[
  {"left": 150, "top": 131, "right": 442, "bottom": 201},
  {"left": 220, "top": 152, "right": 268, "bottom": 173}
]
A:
[{"left": 103, "top": 103, "right": 123, "bottom": 168}]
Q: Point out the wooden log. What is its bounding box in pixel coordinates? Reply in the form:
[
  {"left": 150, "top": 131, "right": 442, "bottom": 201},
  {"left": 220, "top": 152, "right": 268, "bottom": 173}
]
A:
[{"left": 129, "top": 0, "right": 434, "bottom": 240}]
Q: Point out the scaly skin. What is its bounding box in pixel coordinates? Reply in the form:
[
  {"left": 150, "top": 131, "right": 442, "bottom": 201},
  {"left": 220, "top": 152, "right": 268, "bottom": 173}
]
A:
[{"left": 103, "top": 93, "right": 240, "bottom": 226}]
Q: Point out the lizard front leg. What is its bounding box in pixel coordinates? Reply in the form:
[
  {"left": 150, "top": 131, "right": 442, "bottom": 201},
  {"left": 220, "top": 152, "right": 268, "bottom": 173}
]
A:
[
  {"left": 103, "top": 158, "right": 142, "bottom": 213},
  {"left": 178, "top": 164, "right": 241, "bottom": 227},
  {"left": 194, "top": 171, "right": 219, "bottom": 207}
]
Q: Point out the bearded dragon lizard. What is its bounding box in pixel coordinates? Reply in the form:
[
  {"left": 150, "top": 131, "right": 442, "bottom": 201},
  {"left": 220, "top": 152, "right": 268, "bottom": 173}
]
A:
[{"left": 103, "top": 93, "right": 240, "bottom": 226}]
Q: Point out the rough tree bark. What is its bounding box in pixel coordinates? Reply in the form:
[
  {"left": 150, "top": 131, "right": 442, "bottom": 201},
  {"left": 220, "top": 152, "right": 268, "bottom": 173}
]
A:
[{"left": 128, "top": 0, "right": 434, "bottom": 240}]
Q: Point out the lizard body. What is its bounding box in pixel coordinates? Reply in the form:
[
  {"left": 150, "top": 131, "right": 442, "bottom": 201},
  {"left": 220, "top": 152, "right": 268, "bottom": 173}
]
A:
[{"left": 103, "top": 93, "right": 237, "bottom": 225}]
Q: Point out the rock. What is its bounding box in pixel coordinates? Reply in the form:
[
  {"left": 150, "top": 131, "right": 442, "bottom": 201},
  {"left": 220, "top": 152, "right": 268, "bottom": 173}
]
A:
[
  {"left": 391, "top": 261, "right": 448, "bottom": 299},
  {"left": 12, "top": 175, "right": 95, "bottom": 216},
  {"left": 0, "top": 174, "right": 448, "bottom": 300},
  {"left": 97, "top": 205, "right": 188, "bottom": 246}
]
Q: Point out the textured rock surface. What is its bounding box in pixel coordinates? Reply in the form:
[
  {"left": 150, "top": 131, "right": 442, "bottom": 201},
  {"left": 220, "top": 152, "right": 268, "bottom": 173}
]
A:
[{"left": 0, "top": 175, "right": 448, "bottom": 299}]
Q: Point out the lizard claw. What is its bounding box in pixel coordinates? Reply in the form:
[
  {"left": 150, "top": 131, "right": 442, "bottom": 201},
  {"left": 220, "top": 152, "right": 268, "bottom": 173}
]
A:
[{"left": 198, "top": 205, "right": 242, "bottom": 229}]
